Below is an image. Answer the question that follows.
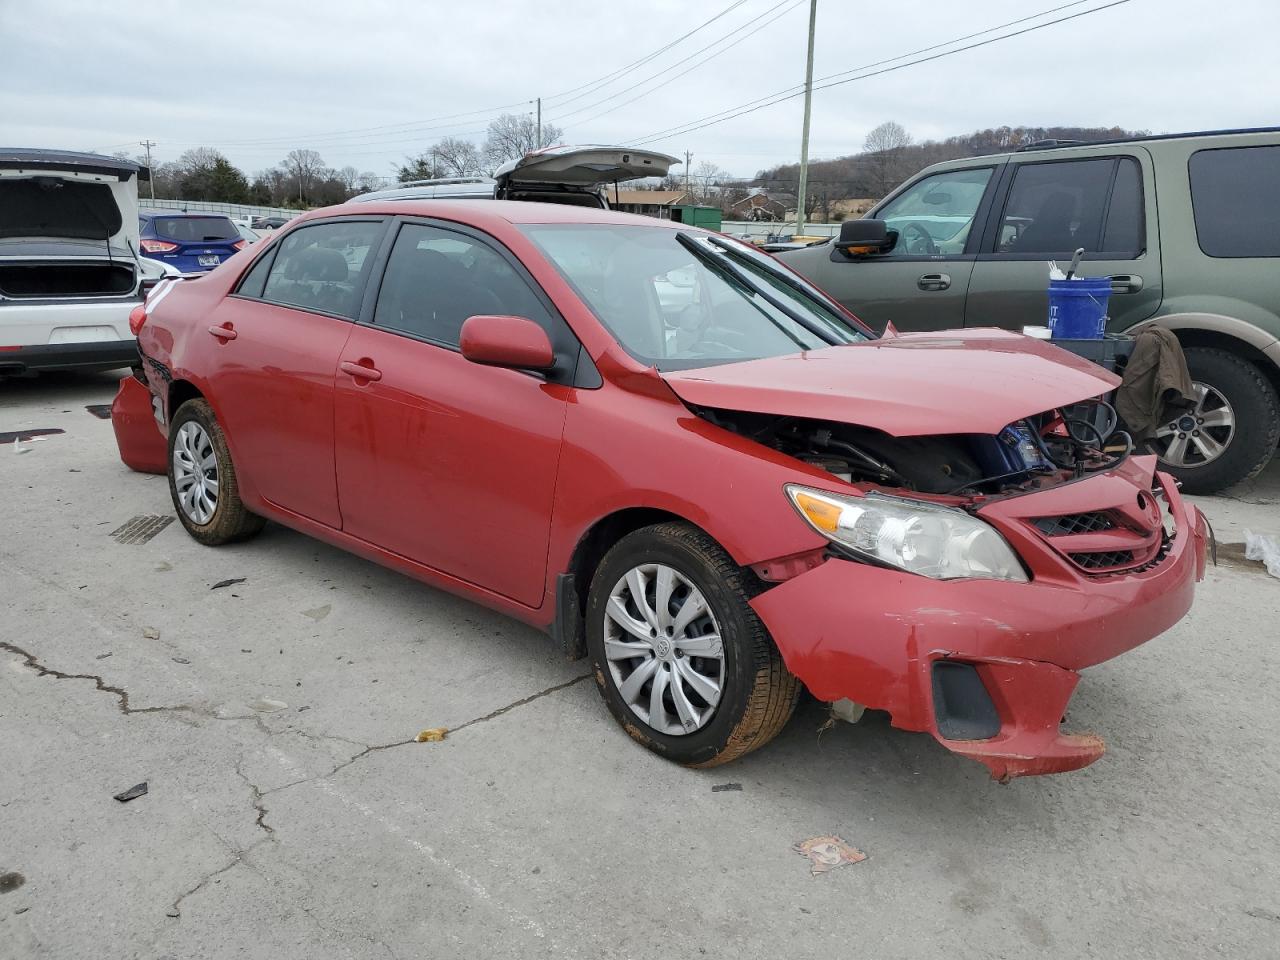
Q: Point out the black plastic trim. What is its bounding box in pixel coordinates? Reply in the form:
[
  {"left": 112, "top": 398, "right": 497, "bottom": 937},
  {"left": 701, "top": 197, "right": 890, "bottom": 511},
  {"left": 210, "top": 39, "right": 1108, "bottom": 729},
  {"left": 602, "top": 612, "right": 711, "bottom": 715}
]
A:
[{"left": 932, "top": 661, "right": 1001, "bottom": 741}]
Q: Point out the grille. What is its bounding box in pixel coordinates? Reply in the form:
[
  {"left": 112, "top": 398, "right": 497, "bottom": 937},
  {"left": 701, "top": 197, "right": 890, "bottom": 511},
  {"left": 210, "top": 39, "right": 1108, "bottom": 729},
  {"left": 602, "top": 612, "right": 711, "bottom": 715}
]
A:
[
  {"left": 1069, "top": 550, "right": 1134, "bottom": 570},
  {"left": 1032, "top": 512, "right": 1115, "bottom": 536}
]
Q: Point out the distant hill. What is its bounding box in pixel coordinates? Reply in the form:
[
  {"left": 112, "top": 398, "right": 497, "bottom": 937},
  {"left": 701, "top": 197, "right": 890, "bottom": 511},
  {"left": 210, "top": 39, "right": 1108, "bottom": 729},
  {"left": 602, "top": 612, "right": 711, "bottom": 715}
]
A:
[{"left": 754, "top": 125, "right": 1147, "bottom": 221}]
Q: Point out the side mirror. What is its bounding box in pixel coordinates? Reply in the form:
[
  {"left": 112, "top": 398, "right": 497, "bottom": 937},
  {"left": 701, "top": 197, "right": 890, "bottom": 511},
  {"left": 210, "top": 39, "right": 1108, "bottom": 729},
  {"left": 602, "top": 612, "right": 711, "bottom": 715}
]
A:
[
  {"left": 459, "top": 315, "right": 556, "bottom": 371},
  {"left": 836, "top": 219, "right": 894, "bottom": 256}
]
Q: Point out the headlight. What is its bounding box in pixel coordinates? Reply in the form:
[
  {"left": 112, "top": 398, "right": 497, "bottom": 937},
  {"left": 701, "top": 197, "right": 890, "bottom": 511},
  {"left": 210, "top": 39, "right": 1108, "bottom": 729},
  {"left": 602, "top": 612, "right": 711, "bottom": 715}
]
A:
[{"left": 785, "top": 485, "right": 1028, "bottom": 582}]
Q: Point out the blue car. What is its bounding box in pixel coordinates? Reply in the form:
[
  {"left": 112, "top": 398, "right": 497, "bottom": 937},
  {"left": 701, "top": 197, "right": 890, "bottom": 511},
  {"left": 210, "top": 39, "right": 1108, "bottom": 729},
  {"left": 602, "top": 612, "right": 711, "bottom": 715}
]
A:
[{"left": 138, "top": 212, "right": 245, "bottom": 274}]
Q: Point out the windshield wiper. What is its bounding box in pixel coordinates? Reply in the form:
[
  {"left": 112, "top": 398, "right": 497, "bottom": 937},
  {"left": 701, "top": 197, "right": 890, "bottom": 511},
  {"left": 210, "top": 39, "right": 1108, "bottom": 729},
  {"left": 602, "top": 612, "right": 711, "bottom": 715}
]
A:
[{"left": 674, "top": 232, "right": 841, "bottom": 347}]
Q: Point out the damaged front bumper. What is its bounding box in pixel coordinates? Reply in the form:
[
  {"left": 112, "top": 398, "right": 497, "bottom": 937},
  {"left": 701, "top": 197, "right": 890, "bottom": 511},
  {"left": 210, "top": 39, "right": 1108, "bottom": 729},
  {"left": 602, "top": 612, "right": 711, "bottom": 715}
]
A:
[{"left": 750, "top": 462, "right": 1207, "bottom": 781}]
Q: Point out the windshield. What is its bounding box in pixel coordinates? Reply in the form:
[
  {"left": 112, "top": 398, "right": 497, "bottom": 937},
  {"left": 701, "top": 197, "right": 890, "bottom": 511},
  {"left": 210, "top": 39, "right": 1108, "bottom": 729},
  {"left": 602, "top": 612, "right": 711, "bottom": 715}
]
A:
[{"left": 521, "top": 224, "right": 869, "bottom": 369}]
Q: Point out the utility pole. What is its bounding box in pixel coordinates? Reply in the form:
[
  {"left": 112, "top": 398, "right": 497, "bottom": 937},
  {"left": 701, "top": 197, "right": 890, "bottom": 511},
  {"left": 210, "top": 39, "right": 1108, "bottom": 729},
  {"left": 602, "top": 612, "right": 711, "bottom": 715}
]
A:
[
  {"left": 536, "top": 98, "right": 542, "bottom": 149},
  {"left": 139, "top": 139, "right": 157, "bottom": 201},
  {"left": 794, "top": 0, "right": 817, "bottom": 236},
  {"left": 685, "top": 150, "right": 693, "bottom": 199}
]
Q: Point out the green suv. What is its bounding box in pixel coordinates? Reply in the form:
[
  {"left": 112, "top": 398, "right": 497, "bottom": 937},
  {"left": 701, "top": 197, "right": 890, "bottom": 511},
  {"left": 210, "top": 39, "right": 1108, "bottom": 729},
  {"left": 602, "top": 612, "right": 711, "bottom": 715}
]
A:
[{"left": 777, "top": 128, "right": 1280, "bottom": 493}]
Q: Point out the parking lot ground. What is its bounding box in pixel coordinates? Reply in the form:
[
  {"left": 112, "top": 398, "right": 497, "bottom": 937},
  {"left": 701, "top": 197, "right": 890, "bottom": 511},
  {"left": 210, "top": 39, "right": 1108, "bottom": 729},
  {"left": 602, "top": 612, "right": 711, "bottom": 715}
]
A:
[{"left": 2, "top": 370, "right": 1279, "bottom": 960}]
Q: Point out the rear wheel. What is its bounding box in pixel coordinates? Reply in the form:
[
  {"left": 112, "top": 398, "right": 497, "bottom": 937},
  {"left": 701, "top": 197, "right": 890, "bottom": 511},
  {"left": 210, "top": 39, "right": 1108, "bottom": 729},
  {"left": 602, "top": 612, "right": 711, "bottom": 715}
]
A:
[
  {"left": 1149, "top": 347, "right": 1279, "bottom": 494},
  {"left": 168, "top": 399, "right": 265, "bottom": 545},
  {"left": 586, "top": 522, "right": 800, "bottom": 767}
]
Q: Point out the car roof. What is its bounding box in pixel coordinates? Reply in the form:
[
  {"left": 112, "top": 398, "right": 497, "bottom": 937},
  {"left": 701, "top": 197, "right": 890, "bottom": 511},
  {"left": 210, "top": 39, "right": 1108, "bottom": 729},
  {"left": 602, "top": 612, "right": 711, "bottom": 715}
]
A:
[
  {"left": 140, "top": 210, "right": 234, "bottom": 218},
  {"left": 939, "top": 125, "right": 1280, "bottom": 167},
  {"left": 304, "top": 198, "right": 686, "bottom": 230}
]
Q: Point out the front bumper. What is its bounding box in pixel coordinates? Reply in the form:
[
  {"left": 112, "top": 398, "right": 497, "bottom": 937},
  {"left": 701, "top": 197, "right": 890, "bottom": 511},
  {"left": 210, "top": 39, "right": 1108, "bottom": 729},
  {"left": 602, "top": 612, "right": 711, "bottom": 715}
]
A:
[{"left": 750, "top": 467, "right": 1207, "bottom": 781}]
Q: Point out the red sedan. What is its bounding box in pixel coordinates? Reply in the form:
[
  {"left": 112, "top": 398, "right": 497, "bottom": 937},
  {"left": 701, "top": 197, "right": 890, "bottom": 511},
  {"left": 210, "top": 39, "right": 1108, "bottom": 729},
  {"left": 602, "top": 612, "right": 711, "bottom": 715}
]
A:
[{"left": 114, "top": 200, "right": 1207, "bottom": 780}]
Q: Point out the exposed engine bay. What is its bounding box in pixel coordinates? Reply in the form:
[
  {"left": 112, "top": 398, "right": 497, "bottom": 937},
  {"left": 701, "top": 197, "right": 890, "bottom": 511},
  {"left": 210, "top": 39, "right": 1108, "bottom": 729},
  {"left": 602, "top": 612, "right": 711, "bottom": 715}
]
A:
[{"left": 695, "top": 399, "right": 1134, "bottom": 497}]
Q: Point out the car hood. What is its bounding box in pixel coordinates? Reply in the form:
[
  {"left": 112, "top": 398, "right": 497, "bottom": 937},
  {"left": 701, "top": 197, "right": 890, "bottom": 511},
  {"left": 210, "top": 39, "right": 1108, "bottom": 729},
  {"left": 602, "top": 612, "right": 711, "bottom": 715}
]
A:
[
  {"left": 659, "top": 329, "right": 1120, "bottom": 437},
  {"left": 493, "top": 145, "right": 679, "bottom": 189}
]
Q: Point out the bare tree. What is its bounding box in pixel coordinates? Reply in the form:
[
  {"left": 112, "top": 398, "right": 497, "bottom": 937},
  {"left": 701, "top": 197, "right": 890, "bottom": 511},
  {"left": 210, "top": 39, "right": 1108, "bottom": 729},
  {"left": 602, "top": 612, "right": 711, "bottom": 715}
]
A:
[
  {"left": 356, "top": 171, "right": 383, "bottom": 193},
  {"left": 336, "top": 165, "right": 361, "bottom": 193},
  {"left": 282, "top": 148, "right": 326, "bottom": 203},
  {"left": 432, "top": 137, "right": 484, "bottom": 178},
  {"left": 690, "top": 160, "right": 728, "bottom": 205},
  {"left": 862, "top": 122, "right": 913, "bottom": 198},
  {"left": 482, "top": 113, "right": 564, "bottom": 171}
]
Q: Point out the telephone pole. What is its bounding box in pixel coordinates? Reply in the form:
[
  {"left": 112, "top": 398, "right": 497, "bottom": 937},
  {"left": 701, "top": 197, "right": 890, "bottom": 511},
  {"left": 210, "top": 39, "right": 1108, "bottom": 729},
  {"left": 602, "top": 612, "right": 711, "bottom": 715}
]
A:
[
  {"left": 536, "top": 97, "right": 542, "bottom": 149},
  {"left": 139, "top": 139, "right": 157, "bottom": 201},
  {"left": 685, "top": 150, "right": 693, "bottom": 198},
  {"left": 794, "top": 0, "right": 817, "bottom": 236}
]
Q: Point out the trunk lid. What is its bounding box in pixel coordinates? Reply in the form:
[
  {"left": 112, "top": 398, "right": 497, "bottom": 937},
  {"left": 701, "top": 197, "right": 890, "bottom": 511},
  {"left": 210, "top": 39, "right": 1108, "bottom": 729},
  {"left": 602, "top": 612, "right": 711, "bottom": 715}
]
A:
[
  {"left": 0, "top": 149, "right": 142, "bottom": 254},
  {"left": 660, "top": 328, "right": 1120, "bottom": 437},
  {"left": 494, "top": 145, "right": 679, "bottom": 191}
]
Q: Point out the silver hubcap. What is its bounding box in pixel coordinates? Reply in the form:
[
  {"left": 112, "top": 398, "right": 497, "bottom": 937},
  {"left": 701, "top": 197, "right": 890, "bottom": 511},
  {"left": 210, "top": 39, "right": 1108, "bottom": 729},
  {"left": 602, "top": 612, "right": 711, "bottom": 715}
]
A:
[
  {"left": 172, "top": 421, "right": 219, "bottom": 525},
  {"left": 1152, "top": 381, "right": 1235, "bottom": 468},
  {"left": 603, "top": 563, "right": 725, "bottom": 736}
]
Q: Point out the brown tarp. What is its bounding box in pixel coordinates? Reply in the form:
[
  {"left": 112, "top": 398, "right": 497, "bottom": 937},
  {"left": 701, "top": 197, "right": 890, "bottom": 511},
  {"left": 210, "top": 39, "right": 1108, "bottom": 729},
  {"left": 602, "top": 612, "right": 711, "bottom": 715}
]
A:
[{"left": 1116, "top": 327, "right": 1196, "bottom": 441}]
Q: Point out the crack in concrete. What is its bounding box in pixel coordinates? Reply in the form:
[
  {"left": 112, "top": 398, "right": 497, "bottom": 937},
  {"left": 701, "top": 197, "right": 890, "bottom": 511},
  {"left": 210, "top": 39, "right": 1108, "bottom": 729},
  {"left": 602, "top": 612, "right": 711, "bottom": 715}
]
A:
[
  {"left": 166, "top": 838, "right": 270, "bottom": 918},
  {"left": 234, "top": 759, "right": 276, "bottom": 837},
  {"left": 264, "top": 672, "right": 592, "bottom": 797},
  {"left": 0, "top": 641, "right": 194, "bottom": 716},
  {"left": 295, "top": 898, "right": 403, "bottom": 960}
]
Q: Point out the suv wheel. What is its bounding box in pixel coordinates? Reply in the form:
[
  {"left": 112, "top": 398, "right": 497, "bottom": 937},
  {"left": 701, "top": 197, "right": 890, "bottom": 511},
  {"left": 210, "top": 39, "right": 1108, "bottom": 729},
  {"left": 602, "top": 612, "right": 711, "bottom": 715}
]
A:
[
  {"left": 585, "top": 522, "right": 801, "bottom": 767},
  {"left": 1149, "top": 347, "right": 1280, "bottom": 494},
  {"left": 168, "top": 399, "right": 266, "bottom": 545}
]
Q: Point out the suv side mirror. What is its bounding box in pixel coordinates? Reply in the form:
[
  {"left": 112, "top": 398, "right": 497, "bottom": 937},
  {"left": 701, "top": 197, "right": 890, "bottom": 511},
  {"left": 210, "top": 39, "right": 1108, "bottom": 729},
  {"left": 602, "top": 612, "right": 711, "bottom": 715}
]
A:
[
  {"left": 459, "top": 315, "right": 556, "bottom": 371},
  {"left": 836, "top": 219, "right": 894, "bottom": 256}
]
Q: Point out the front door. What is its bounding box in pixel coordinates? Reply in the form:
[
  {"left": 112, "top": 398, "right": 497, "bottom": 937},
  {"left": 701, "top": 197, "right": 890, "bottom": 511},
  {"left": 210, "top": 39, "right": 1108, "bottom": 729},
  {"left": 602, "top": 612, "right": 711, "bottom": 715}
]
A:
[
  {"left": 779, "top": 165, "right": 999, "bottom": 332},
  {"left": 965, "top": 151, "right": 1163, "bottom": 331},
  {"left": 333, "top": 220, "right": 570, "bottom": 608},
  {"left": 202, "top": 218, "right": 385, "bottom": 527}
]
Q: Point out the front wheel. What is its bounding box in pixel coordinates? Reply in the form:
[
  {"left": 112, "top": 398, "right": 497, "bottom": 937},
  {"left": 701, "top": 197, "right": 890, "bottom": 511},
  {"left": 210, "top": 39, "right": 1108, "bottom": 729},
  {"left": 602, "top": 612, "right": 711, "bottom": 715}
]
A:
[
  {"left": 168, "top": 399, "right": 265, "bottom": 545},
  {"left": 1148, "top": 347, "right": 1280, "bottom": 494},
  {"left": 586, "top": 522, "right": 800, "bottom": 767}
]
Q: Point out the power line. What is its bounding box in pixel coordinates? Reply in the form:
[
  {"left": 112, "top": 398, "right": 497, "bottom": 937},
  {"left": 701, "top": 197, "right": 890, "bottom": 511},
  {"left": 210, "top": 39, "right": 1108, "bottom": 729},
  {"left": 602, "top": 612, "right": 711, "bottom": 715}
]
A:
[
  {"left": 547, "top": 0, "right": 804, "bottom": 126},
  {"left": 632, "top": 0, "right": 1128, "bottom": 146},
  {"left": 551, "top": 0, "right": 807, "bottom": 130}
]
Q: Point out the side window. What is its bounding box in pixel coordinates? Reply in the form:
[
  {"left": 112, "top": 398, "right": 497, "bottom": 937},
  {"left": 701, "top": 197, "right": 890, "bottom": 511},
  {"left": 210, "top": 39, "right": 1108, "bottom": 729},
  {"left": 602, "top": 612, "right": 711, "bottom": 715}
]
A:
[
  {"left": 235, "top": 247, "right": 276, "bottom": 299},
  {"left": 997, "top": 157, "right": 1143, "bottom": 257},
  {"left": 259, "top": 221, "right": 383, "bottom": 319},
  {"left": 876, "top": 167, "right": 993, "bottom": 256},
  {"left": 372, "top": 223, "right": 551, "bottom": 348},
  {"left": 1189, "top": 145, "right": 1280, "bottom": 258}
]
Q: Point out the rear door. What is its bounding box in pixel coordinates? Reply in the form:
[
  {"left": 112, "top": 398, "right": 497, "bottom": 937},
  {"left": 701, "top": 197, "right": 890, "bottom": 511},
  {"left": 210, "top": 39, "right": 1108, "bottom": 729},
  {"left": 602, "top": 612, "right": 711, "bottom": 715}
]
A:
[
  {"left": 965, "top": 149, "right": 1162, "bottom": 330},
  {"left": 777, "top": 164, "right": 1001, "bottom": 332},
  {"left": 202, "top": 217, "right": 385, "bottom": 528},
  {"left": 332, "top": 218, "right": 572, "bottom": 607}
]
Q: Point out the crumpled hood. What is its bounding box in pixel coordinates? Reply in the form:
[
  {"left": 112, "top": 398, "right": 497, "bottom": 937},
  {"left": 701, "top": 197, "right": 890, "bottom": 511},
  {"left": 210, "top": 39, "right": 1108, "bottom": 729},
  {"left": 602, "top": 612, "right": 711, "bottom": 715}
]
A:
[{"left": 660, "top": 328, "right": 1120, "bottom": 437}]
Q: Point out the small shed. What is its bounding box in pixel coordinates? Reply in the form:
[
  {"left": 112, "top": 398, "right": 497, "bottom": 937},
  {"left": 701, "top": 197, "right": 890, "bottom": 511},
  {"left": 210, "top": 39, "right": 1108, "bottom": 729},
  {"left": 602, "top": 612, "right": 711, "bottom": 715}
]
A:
[{"left": 669, "top": 205, "right": 722, "bottom": 231}]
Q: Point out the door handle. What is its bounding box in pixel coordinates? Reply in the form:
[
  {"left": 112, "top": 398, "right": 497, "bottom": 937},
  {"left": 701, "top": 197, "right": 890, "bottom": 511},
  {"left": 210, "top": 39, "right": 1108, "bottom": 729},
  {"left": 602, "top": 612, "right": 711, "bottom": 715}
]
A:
[
  {"left": 1109, "top": 274, "right": 1144, "bottom": 294},
  {"left": 340, "top": 359, "right": 382, "bottom": 382},
  {"left": 917, "top": 273, "right": 951, "bottom": 291},
  {"left": 207, "top": 323, "right": 237, "bottom": 340}
]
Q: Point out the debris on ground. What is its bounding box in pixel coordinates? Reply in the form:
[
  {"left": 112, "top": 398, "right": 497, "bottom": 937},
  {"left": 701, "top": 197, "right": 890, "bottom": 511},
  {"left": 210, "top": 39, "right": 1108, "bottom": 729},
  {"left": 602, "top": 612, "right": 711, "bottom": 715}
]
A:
[
  {"left": 0, "top": 871, "right": 25, "bottom": 893},
  {"left": 415, "top": 727, "right": 448, "bottom": 742},
  {"left": 250, "top": 698, "right": 288, "bottom": 713},
  {"left": 211, "top": 578, "right": 246, "bottom": 590},
  {"left": 110, "top": 515, "right": 174, "bottom": 545},
  {"left": 95, "top": 652, "right": 112, "bottom": 660},
  {"left": 793, "top": 836, "right": 867, "bottom": 875},
  {"left": 301, "top": 604, "right": 331, "bottom": 621},
  {"left": 1245, "top": 531, "right": 1280, "bottom": 578},
  {"left": 172, "top": 657, "right": 190, "bottom": 664},
  {"left": 0, "top": 428, "right": 64, "bottom": 446},
  {"left": 711, "top": 783, "right": 742, "bottom": 793},
  {"left": 142, "top": 627, "right": 160, "bottom": 640},
  {"left": 113, "top": 782, "right": 148, "bottom": 803},
  {"left": 85, "top": 404, "right": 113, "bottom": 419}
]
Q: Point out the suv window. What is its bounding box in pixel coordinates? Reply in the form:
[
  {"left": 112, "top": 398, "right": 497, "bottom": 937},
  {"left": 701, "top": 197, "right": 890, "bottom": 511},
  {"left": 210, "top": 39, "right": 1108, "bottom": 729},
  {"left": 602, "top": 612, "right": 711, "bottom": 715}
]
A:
[
  {"left": 372, "top": 223, "right": 550, "bottom": 347},
  {"left": 1189, "top": 145, "right": 1280, "bottom": 258},
  {"left": 996, "top": 157, "right": 1143, "bottom": 257},
  {"left": 259, "top": 221, "right": 383, "bottom": 319},
  {"left": 877, "top": 167, "right": 992, "bottom": 256}
]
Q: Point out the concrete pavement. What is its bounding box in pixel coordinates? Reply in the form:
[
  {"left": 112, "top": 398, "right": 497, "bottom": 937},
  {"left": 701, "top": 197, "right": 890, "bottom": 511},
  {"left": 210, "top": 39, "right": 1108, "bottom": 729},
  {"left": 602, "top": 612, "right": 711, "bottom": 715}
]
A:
[{"left": 2, "top": 370, "right": 1278, "bottom": 960}]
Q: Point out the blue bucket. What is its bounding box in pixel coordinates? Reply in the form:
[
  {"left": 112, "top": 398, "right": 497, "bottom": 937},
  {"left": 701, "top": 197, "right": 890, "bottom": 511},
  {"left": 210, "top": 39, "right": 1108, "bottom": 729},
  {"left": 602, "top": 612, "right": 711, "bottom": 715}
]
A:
[{"left": 1048, "top": 277, "right": 1111, "bottom": 339}]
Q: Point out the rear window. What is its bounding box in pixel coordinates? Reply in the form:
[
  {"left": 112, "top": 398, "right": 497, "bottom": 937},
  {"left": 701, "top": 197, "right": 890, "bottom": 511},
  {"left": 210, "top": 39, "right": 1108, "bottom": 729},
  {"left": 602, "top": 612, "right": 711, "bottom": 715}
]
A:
[
  {"left": 1188, "top": 146, "right": 1280, "bottom": 258},
  {"left": 150, "top": 216, "right": 239, "bottom": 242}
]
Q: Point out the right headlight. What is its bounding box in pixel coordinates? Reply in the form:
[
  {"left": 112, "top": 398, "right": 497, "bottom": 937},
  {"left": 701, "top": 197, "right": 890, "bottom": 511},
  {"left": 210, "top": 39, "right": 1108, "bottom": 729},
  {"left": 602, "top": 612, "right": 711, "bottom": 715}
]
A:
[{"left": 785, "top": 485, "right": 1029, "bottom": 583}]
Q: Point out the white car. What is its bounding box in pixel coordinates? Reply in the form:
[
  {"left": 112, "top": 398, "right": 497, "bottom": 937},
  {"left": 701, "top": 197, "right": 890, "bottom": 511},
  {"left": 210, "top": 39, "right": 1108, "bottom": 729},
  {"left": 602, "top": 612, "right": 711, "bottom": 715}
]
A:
[{"left": 0, "top": 149, "right": 174, "bottom": 374}]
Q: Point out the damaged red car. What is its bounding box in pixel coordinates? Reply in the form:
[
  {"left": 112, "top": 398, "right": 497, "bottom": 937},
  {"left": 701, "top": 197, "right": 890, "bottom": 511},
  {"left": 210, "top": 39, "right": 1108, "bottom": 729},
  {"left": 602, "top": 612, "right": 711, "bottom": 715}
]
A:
[{"left": 114, "top": 200, "right": 1207, "bottom": 780}]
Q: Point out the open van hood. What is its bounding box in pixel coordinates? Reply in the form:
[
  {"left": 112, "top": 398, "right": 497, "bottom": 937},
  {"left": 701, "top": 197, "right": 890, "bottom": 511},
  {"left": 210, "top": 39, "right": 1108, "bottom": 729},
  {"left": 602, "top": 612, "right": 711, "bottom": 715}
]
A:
[
  {"left": 0, "top": 149, "right": 141, "bottom": 249},
  {"left": 660, "top": 329, "right": 1120, "bottom": 437},
  {"left": 493, "top": 145, "right": 679, "bottom": 189}
]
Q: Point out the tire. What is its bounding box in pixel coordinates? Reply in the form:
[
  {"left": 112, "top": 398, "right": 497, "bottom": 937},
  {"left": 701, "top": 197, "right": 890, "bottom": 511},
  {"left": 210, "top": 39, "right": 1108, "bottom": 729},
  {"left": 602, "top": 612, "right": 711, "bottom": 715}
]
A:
[
  {"left": 585, "top": 522, "right": 800, "bottom": 767},
  {"left": 1149, "top": 347, "right": 1280, "bottom": 494},
  {"left": 167, "top": 399, "right": 265, "bottom": 545}
]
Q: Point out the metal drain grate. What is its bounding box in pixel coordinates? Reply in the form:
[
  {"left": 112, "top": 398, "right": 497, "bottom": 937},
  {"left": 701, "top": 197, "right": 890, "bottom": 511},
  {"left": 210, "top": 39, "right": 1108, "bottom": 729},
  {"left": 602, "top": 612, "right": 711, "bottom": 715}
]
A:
[
  {"left": 110, "top": 515, "right": 174, "bottom": 545},
  {"left": 85, "top": 404, "right": 113, "bottom": 419}
]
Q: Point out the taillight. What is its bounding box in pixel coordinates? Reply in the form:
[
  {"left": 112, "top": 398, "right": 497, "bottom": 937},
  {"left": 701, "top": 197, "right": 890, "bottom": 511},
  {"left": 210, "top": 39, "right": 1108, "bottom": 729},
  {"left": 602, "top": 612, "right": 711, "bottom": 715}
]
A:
[
  {"left": 232, "top": 239, "right": 247, "bottom": 251},
  {"left": 128, "top": 305, "right": 148, "bottom": 336},
  {"left": 140, "top": 239, "right": 179, "bottom": 254}
]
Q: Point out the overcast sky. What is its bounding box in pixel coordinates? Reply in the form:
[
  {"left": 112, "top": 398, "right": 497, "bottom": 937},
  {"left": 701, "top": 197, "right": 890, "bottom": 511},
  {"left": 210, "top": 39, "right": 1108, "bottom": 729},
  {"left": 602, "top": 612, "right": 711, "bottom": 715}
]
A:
[{"left": 1, "top": 0, "right": 1275, "bottom": 182}]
